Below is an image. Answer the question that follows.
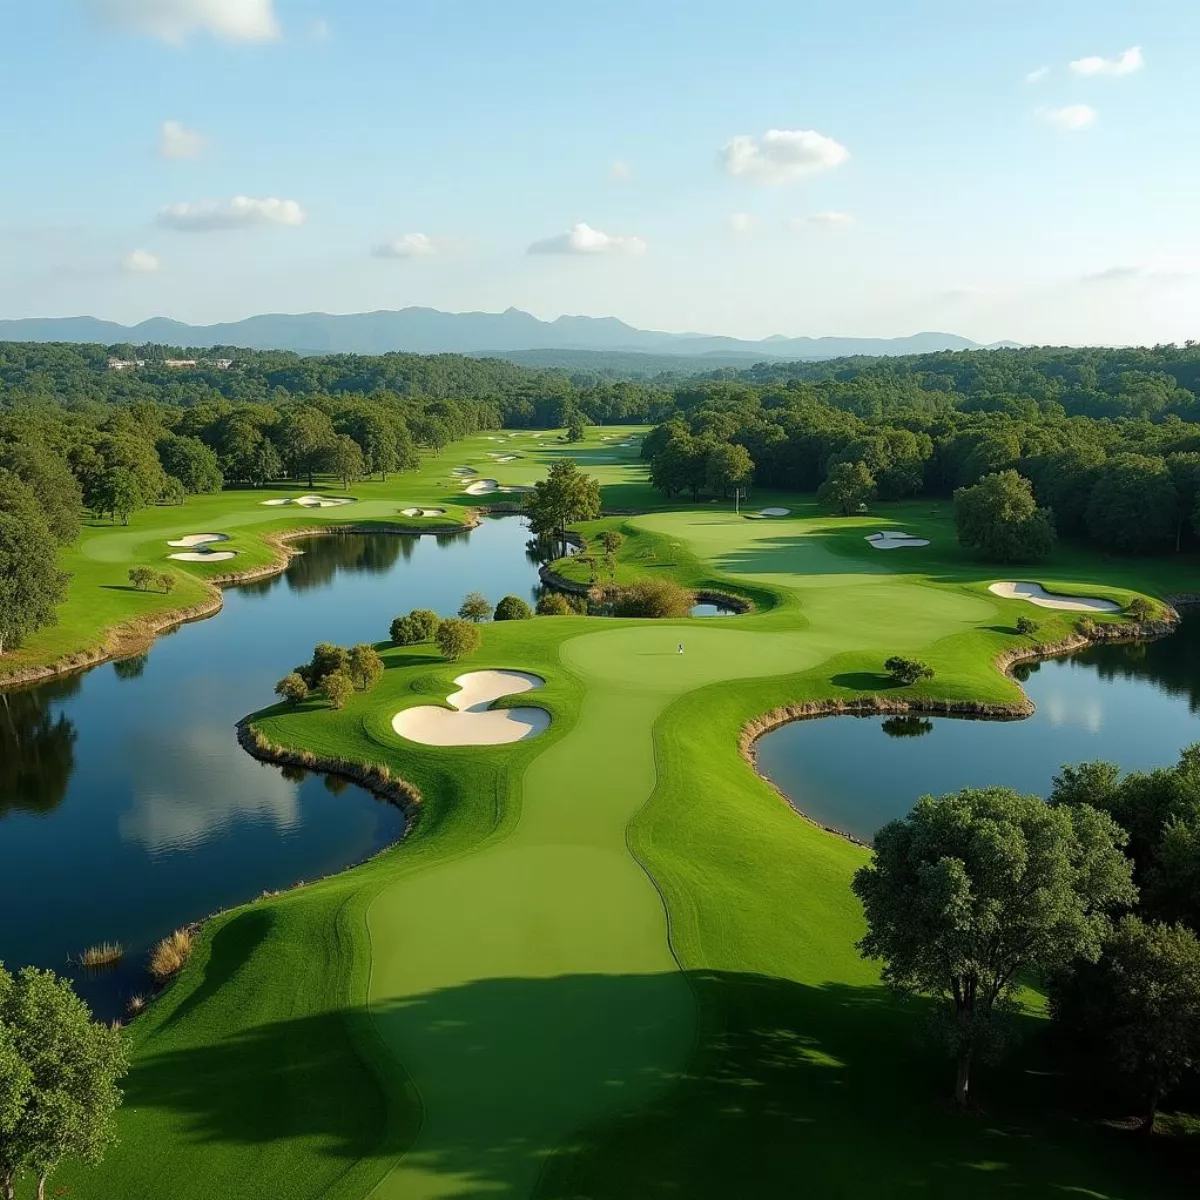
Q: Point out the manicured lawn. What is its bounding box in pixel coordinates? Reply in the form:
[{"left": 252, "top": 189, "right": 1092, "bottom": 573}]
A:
[{"left": 54, "top": 461, "right": 1200, "bottom": 1199}]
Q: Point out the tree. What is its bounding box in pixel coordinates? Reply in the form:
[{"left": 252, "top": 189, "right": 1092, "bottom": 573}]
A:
[
  {"left": 348, "top": 643, "right": 384, "bottom": 691},
  {"left": 612, "top": 578, "right": 694, "bottom": 618},
  {"left": 1086, "top": 454, "right": 1178, "bottom": 555},
  {"left": 278, "top": 406, "right": 336, "bottom": 487},
  {"left": 852, "top": 787, "right": 1135, "bottom": 1105},
  {"left": 705, "top": 442, "right": 754, "bottom": 499},
  {"left": 296, "top": 642, "right": 349, "bottom": 689},
  {"left": 330, "top": 435, "right": 365, "bottom": 490},
  {"left": 157, "top": 571, "right": 176, "bottom": 595},
  {"left": 407, "top": 608, "right": 441, "bottom": 641},
  {"left": 159, "top": 476, "right": 187, "bottom": 506},
  {"left": 817, "top": 460, "right": 876, "bottom": 516},
  {"left": 458, "top": 591, "right": 491, "bottom": 623},
  {"left": 127, "top": 566, "right": 155, "bottom": 591},
  {"left": 389, "top": 615, "right": 420, "bottom": 645},
  {"left": 0, "top": 475, "right": 71, "bottom": 657},
  {"left": 884, "top": 656, "right": 934, "bottom": 686},
  {"left": 524, "top": 460, "right": 602, "bottom": 557},
  {"left": 1050, "top": 916, "right": 1200, "bottom": 1131},
  {"left": 536, "top": 592, "right": 572, "bottom": 615},
  {"left": 0, "top": 963, "right": 128, "bottom": 1200},
  {"left": 274, "top": 673, "right": 309, "bottom": 705},
  {"left": 600, "top": 529, "right": 625, "bottom": 558},
  {"left": 100, "top": 468, "right": 143, "bottom": 526},
  {"left": 494, "top": 595, "right": 533, "bottom": 621},
  {"left": 0, "top": 444, "right": 82, "bottom": 544},
  {"left": 320, "top": 670, "right": 354, "bottom": 710},
  {"left": 1127, "top": 597, "right": 1153, "bottom": 622},
  {"left": 436, "top": 617, "right": 481, "bottom": 662},
  {"left": 1015, "top": 615, "right": 1039, "bottom": 636},
  {"left": 156, "top": 433, "right": 222, "bottom": 494},
  {"left": 565, "top": 412, "right": 587, "bottom": 442},
  {"left": 954, "top": 470, "right": 1055, "bottom": 563}
]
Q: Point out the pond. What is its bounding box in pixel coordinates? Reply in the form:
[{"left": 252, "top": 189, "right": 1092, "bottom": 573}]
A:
[
  {"left": 753, "top": 615, "right": 1200, "bottom": 845},
  {"left": 0, "top": 517, "right": 543, "bottom": 1017}
]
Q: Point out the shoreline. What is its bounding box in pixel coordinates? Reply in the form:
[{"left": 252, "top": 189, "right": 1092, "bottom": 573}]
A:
[{"left": 0, "top": 515, "right": 480, "bottom": 691}]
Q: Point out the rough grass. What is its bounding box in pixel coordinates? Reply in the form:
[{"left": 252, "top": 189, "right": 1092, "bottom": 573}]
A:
[
  {"left": 78, "top": 940, "right": 124, "bottom": 969},
  {"left": 147, "top": 928, "right": 195, "bottom": 981}
]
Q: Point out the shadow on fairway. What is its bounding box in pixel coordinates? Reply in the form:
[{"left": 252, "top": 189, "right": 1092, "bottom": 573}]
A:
[{"left": 114, "top": 967, "right": 1189, "bottom": 1200}]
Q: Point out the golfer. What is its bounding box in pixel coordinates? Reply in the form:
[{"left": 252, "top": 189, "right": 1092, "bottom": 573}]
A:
[{"left": 678, "top": 642, "right": 684, "bottom": 655}]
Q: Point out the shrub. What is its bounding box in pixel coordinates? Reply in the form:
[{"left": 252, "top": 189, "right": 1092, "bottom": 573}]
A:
[
  {"left": 1015, "top": 615, "right": 1039, "bottom": 637},
  {"left": 612, "top": 578, "right": 694, "bottom": 619},
  {"left": 1077, "top": 616, "right": 1099, "bottom": 639},
  {"left": 321, "top": 670, "right": 355, "bottom": 710},
  {"left": 884, "top": 656, "right": 934, "bottom": 686},
  {"left": 126, "top": 994, "right": 146, "bottom": 1016},
  {"left": 1127, "top": 597, "right": 1153, "bottom": 622},
  {"left": 536, "top": 592, "right": 572, "bottom": 616},
  {"left": 601, "top": 529, "right": 625, "bottom": 557},
  {"left": 458, "top": 591, "right": 491, "bottom": 623},
  {"left": 436, "top": 617, "right": 482, "bottom": 661},
  {"left": 128, "top": 566, "right": 155, "bottom": 591},
  {"left": 348, "top": 644, "right": 384, "bottom": 691},
  {"left": 274, "top": 672, "right": 309, "bottom": 705},
  {"left": 148, "top": 928, "right": 194, "bottom": 981},
  {"left": 494, "top": 595, "right": 533, "bottom": 621},
  {"left": 567, "top": 594, "right": 589, "bottom": 615}
]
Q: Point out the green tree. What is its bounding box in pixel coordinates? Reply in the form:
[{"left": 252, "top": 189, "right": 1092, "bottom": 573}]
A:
[
  {"left": 705, "top": 442, "right": 754, "bottom": 499},
  {"left": 0, "top": 963, "right": 129, "bottom": 1200},
  {"left": 274, "top": 672, "right": 309, "bottom": 705},
  {"left": 1015, "top": 615, "right": 1039, "bottom": 636},
  {"left": 156, "top": 433, "right": 222, "bottom": 494},
  {"left": 127, "top": 566, "right": 154, "bottom": 591},
  {"left": 330, "top": 435, "right": 365, "bottom": 490},
  {"left": 157, "top": 572, "right": 175, "bottom": 595},
  {"left": 407, "top": 609, "right": 441, "bottom": 641},
  {"left": 494, "top": 595, "right": 533, "bottom": 621},
  {"left": 159, "top": 476, "right": 187, "bottom": 506},
  {"left": 954, "top": 470, "right": 1055, "bottom": 563},
  {"left": 436, "top": 617, "right": 482, "bottom": 662},
  {"left": 0, "top": 444, "right": 82, "bottom": 544},
  {"left": 1050, "top": 916, "right": 1200, "bottom": 1131},
  {"left": 320, "top": 670, "right": 354, "bottom": 710},
  {"left": 0, "top": 475, "right": 71, "bottom": 657},
  {"left": 536, "top": 592, "right": 572, "bottom": 615},
  {"left": 296, "top": 642, "right": 349, "bottom": 689},
  {"left": 1085, "top": 454, "right": 1178, "bottom": 555},
  {"left": 348, "top": 643, "right": 384, "bottom": 691},
  {"left": 524, "top": 459, "right": 602, "bottom": 557},
  {"left": 389, "top": 615, "right": 420, "bottom": 645},
  {"left": 565, "top": 412, "right": 587, "bottom": 442},
  {"left": 884, "top": 656, "right": 933, "bottom": 686},
  {"left": 100, "top": 468, "right": 143, "bottom": 526},
  {"left": 458, "top": 592, "right": 491, "bottom": 623},
  {"left": 852, "top": 787, "right": 1135, "bottom": 1105},
  {"left": 278, "top": 406, "right": 336, "bottom": 487},
  {"left": 817, "top": 460, "right": 876, "bottom": 516}
]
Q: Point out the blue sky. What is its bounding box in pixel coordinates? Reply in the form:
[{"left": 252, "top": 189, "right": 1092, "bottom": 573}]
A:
[{"left": 1, "top": 0, "right": 1196, "bottom": 344}]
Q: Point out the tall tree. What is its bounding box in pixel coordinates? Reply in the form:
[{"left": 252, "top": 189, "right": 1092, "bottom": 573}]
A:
[
  {"left": 0, "top": 445, "right": 82, "bottom": 544},
  {"left": 1086, "top": 454, "right": 1179, "bottom": 554},
  {"left": 278, "top": 406, "right": 336, "bottom": 487},
  {"left": 852, "top": 787, "right": 1135, "bottom": 1105},
  {"left": 330, "top": 435, "right": 365, "bottom": 490},
  {"left": 0, "top": 474, "right": 71, "bottom": 657},
  {"left": 954, "top": 470, "right": 1055, "bottom": 562},
  {"left": 817, "top": 460, "right": 876, "bottom": 516},
  {"left": 523, "top": 460, "right": 601, "bottom": 557},
  {"left": 705, "top": 442, "right": 754, "bottom": 499}
]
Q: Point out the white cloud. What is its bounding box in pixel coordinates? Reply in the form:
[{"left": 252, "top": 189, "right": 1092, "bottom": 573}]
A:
[
  {"left": 158, "top": 119, "right": 206, "bottom": 159},
  {"left": 1069, "top": 46, "right": 1144, "bottom": 78},
  {"left": 729, "top": 213, "right": 757, "bottom": 234},
  {"left": 1082, "top": 265, "right": 1192, "bottom": 287},
  {"left": 310, "top": 17, "right": 331, "bottom": 41},
  {"left": 720, "top": 128, "right": 849, "bottom": 186},
  {"left": 527, "top": 222, "right": 647, "bottom": 256},
  {"left": 795, "top": 211, "right": 855, "bottom": 229},
  {"left": 1025, "top": 66, "right": 1050, "bottom": 84},
  {"left": 156, "top": 196, "right": 305, "bottom": 231},
  {"left": 372, "top": 233, "right": 439, "bottom": 259},
  {"left": 610, "top": 159, "right": 632, "bottom": 182},
  {"left": 121, "top": 249, "right": 161, "bottom": 273},
  {"left": 1037, "top": 104, "right": 1097, "bottom": 131},
  {"left": 86, "top": 0, "right": 280, "bottom": 43}
]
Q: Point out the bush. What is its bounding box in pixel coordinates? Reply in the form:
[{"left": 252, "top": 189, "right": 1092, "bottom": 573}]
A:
[
  {"left": 884, "top": 656, "right": 934, "bottom": 686},
  {"left": 612, "top": 578, "right": 694, "bottom": 619},
  {"left": 348, "top": 644, "right": 384, "bottom": 691},
  {"left": 128, "top": 566, "right": 155, "bottom": 591},
  {"left": 390, "top": 615, "right": 421, "bottom": 645},
  {"left": 274, "top": 672, "right": 309, "bottom": 704},
  {"left": 494, "top": 595, "right": 533, "bottom": 621},
  {"left": 1015, "top": 615, "right": 1039, "bottom": 637},
  {"left": 320, "top": 670, "right": 355, "bottom": 710},
  {"left": 536, "top": 592, "right": 572, "bottom": 616},
  {"left": 1127, "top": 597, "right": 1153, "bottom": 622},
  {"left": 1077, "top": 616, "right": 1099, "bottom": 639},
  {"left": 148, "top": 928, "right": 194, "bottom": 981},
  {"left": 436, "top": 617, "right": 482, "bottom": 661},
  {"left": 459, "top": 592, "right": 491, "bottom": 623}
]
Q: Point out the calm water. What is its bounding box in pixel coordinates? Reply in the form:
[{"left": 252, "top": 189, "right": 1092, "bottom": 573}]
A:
[
  {"left": 0, "top": 518, "right": 543, "bottom": 1016},
  {"left": 755, "top": 616, "right": 1200, "bottom": 844}
]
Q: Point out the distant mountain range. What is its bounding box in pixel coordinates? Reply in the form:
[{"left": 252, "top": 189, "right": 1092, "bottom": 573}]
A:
[{"left": 0, "top": 307, "right": 1017, "bottom": 361}]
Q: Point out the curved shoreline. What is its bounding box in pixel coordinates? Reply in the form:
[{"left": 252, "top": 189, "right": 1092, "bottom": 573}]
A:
[{"left": 0, "top": 516, "right": 480, "bottom": 691}]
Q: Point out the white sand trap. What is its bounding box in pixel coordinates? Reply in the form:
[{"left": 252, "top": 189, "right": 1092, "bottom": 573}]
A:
[
  {"left": 495, "top": 455, "right": 519, "bottom": 463},
  {"left": 867, "top": 531, "right": 931, "bottom": 550},
  {"left": 392, "top": 670, "right": 549, "bottom": 746},
  {"left": 166, "top": 533, "right": 228, "bottom": 548},
  {"left": 400, "top": 507, "right": 447, "bottom": 517},
  {"left": 451, "top": 466, "right": 478, "bottom": 477},
  {"left": 989, "top": 581, "right": 1120, "bottom": 613},
  {"left": 168, "top": 550, "right": 238, "bottom": 563},
  {"left": 261, "top": 498, "right": 293, "bottom": 506},
  {"left": 760, "top": 507, "right": 791, "bottom": 517},
  {"left": 295, "top": 495, "right": 354, "bottom": 508},
  {"left": 464, "top": 478, "right": 500, "bottom": 496}
]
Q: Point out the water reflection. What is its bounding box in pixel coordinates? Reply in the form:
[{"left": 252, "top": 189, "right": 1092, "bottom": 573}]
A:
[
  {"left": 0, "top": 677, "right": 80, "bottom": 817},
  {"left": 880, "top": 716, "right": 934, "bottom": 739}
]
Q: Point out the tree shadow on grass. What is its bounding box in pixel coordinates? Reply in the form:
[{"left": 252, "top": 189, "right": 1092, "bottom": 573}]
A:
[
  {"left": 89, "top": 966, "right": 1195, "bottom": 1200},
  {"left": 830, "top": 671, "right": 904, "bottom": 691}
]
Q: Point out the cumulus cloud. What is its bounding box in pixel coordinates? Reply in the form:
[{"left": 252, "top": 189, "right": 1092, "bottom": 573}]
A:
[
  {"left": 1037, "top": 104, "right": 1097, "bottom": 131},
  {"left": 158, "top": 120, "right": 206, "bottom": 159},
  {"left": 610, "top": 159, "right": 632, "bottom": 182},
  {"left": 1070, "top": 46, "right": 1144, "bottom": 78},
  {"left": 86, "top": 0, "right": 280, "bottom": 43},
  {"left": 527, "top": 222, "right": 647, "bottom": 256},
  {"left": 121, "top": 249, "right": 161, "bottom": 273},
  {"left": 795, "top": 211, "right": 855, "bottom": 229},
  {"left": 729, "top": 213, "right": 757, "bottom": 234},
  {"left": 1025, "top": 66, "right": 1050, "bottom": 84},
  {"left": 720, "top": 128, "right": 849, "bottom": 186},
  {"left": 156, "top": 196, "right": 305, "bottom": 231},
  {"left": 371, "top": 233, "right": 439, "bottom": 259}
]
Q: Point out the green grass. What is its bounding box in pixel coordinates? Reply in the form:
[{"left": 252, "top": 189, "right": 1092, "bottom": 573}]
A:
[{"left": 54, "top": 468, "right": 1200, "bottom": 1199}]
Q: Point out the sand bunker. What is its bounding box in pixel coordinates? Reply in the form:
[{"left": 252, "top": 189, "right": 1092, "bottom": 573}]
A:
[
  {"left": 867, "top": 531, "right": 930, "bottom": 550},
  {"left": 464, "top": 478, "right": 500, "bottom": 496},
  {"left": 760, "top": 507, "right": 790, "bottom": 517},
  {"left": 260, "top": 496, "right": 354, "bottom": 508},
  {"left": 400, "top": 507, "right": 447, "bottom": 517},
  {"left": 451, "top": 466, "right": 478, "bottom": 477},
  {"left": 261, "top": 498, "right": 292, "bottom": 506},
  {"left": 392, "top": 670, "right": 549, "bottom": 746},
  {"left": 168, "top": 550, "right": 237, "bottom": 563},
  {"left": 166, "top": 533, "right": 228, "bottom": 548},
  {"left": 988, "top": 581, "right": 1120, "bottom": 613}
]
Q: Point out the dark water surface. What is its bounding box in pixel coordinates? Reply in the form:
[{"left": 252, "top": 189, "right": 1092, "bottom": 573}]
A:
[
  {"left": 0, "top": 518, "right": 542, "bottom": 1015},
  {"left": 755, "top": 616, "right": 1200, "bottom": 844}
]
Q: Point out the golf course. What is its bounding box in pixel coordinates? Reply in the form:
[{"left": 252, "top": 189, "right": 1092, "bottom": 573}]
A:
[{"left": 18, "top": 427, "right": 1197, "bottom": 1198}]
